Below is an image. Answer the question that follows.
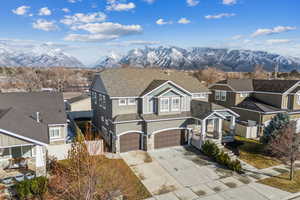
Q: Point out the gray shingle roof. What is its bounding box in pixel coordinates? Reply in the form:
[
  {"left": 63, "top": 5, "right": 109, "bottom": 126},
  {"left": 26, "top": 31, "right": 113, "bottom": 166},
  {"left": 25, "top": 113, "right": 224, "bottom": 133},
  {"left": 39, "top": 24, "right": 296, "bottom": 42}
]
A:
[
  {"left": 235, "top": 97, "right": 283, "bottom": 113},
  {"left": 92, "top": 68, "right": 209, "bottom": 97},
  {"left": 0, "top": 92, "right": 67, "bottom": 144},
  {"left": 215, "top": 79, "right": 300, "bottom": 93}
]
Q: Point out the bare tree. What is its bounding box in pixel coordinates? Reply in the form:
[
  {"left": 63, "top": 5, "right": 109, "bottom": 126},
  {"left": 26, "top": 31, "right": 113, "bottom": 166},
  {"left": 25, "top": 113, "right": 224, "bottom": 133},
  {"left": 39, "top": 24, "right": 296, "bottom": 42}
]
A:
[
  {"left": 252, "top": 65, "right": 269, "bottom": 79},
  {"left": 267, "top": 121, "right": 300, "bottom": 180},
  {"left": 194, "top": 67, "right": 226, "bottom": 85}
]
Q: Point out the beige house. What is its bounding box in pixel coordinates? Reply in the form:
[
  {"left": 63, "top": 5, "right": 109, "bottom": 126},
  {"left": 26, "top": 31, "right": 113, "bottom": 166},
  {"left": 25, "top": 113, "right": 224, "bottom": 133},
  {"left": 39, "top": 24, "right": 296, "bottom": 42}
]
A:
[
  {"left": 64, "top": 93, "right": 91, "bottom": 112},
  {"left": 0, "top": 92, "right": 67, "bottom": 179}
]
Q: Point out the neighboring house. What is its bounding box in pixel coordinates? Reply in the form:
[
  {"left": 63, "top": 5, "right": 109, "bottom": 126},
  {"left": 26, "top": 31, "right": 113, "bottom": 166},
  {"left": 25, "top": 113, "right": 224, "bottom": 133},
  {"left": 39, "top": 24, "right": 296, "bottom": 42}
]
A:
[
  {"left": 64, "top": 93, "right": 91, "bottom": 112},
  {"left": 0, "top": 92, "right": 67, "bottom": 177},
  {"left": 90, "top": 68, "right": 238, "bottom": 153},
  {"left": 209, "top": 79, "right": 300, "bottom": 135}
]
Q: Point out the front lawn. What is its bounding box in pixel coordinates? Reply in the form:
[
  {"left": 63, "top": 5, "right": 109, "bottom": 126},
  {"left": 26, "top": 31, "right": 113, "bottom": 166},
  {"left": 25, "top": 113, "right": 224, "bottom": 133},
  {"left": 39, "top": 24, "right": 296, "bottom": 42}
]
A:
[
  {"left": 259, "top": 170, "right": 300, "bottom": 193},
  {"left": 234, "top": 136, "right": 281, "bottom": 169},
  {"left": 51, "top": 156, "right": 151, "bottom": 200}
]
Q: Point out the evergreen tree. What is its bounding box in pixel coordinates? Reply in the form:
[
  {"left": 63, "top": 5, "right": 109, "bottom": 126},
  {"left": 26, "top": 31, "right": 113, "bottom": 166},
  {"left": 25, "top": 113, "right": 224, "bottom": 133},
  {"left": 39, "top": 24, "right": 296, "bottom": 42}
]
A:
[{"left": 261, "top": 113, "right": 290, "bottom": 144}]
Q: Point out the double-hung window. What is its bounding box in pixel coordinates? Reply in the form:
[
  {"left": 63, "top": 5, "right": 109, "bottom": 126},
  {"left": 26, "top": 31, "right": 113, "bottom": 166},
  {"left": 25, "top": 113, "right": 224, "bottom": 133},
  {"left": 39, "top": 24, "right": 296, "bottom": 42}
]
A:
[
  {"left": 49, "top": 127, "right": 60, "bottom": 139},
  {"left": 215, "top": 91, "right": 221, "bottom": 100},
  {"left": 297, "top": 93, "right": 300, "bottom": 105},
  {"left": 119, "top": 99, "right": 127, "bottom": 106},
  {"left": 128, "top": 98, "right": 136, "bottom": 105},
  {"left": 220, "top": 91, "right": 227, "bottom": 101},
  {"left": 102, "top": 95, "right": 106, "bottom": 109},
  {"left": 160, "top": 98, "right": 169, "bottom": 112},
  {"left": 171, "top": 97, "right": 180, "bottom": 111}
]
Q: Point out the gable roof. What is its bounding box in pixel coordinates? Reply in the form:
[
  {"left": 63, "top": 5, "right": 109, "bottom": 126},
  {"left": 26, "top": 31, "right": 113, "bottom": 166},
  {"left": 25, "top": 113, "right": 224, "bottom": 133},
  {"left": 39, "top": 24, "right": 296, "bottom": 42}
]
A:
[
  {"left": 214, "top": 79, "right": 300, "bottom": 93},
  {"left": 235, "top": 97, "right": 283, "bottom": 113},
  {"left": 91, "top": 68, "right": 209, "bottom": 97},
  {"left": 0, "top": 92, "right": 67, "bottom": 145},
  {"left": 0, "top": 108, "right": 48, "bottom": 145}
]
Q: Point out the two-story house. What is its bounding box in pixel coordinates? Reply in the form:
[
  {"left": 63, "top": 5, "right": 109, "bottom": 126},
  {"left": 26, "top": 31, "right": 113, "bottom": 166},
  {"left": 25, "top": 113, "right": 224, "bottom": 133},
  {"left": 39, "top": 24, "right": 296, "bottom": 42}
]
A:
[
  {"left": 0, "top": 92, "right": 68, "bottom": 177},
  {"left": 209, "top": 79, "right": 300, "bottom": 135},
  {"left": 91, "top": 68, "right": 239, "bottom": 153}
]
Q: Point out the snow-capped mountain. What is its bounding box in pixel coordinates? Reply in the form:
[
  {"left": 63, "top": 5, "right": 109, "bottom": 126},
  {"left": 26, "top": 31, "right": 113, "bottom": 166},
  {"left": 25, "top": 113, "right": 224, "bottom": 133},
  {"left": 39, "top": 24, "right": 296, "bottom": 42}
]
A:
[
  {"left": 96, "top": 46, "right": 300, "bottom": 72},
  {"left": 0, "top": 44, "right": 84, "bottom": 68}
]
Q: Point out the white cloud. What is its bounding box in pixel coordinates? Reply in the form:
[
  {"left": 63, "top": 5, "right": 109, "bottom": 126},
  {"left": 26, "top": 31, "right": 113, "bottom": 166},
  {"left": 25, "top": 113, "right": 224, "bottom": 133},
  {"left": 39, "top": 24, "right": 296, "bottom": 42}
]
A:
[
  {"left": 62, "top": 8, "right": 70, "bottom": 13},
  {"left": 143, "top": 0, "right": 155, "bottom": 4},
  {"left": 205, "top": 13, "right": 236, "bottom": 19},
  {"left": 12, "top": 6, "right": 30, "bottom": 16},
  {"left": 106, "top": 1, "right": 136, "bottom": 11},
  {"left": 68, "top": 0, "right": 81, "bottom": 3},
  {"left": 266, "top": 39, "right": 292, "bottom": 45},
  {"left": 156, "top": 18, "right": 172, "bottom": 25},
  {"left": 252, "top": 26, "right": 296, "bottom": 37},
  {"left": 60, "top": 12, "right": 107, "bottom": 25},
  {"left": 231, "top": 35, "right": 243, "bottom": 40},
  {"left": 38, "top": 7, "right": 52, "bottom": 16},
  {"left": 64, "top": 34, "right": 119, "bottom": 42},
  {"left": 107, "top": 40, "right": 160, "bottom": 46},
  {"left": 72, "top": 22, "right": 143, "bottom": 34},
  {"left": 178, "top": 17, "right": 191, "bottom": 24},
  {"left": 65, "top": 22, "right": 143, "bottom": 42},
  {"left": 222, "top": 0, "right": 237, "bottom": 5},
  {"left": 32, "top": 19, "right": 58, "bottom": 31},
  {"left": 187, "top": 0, "right": 199, "bottom": 7}
]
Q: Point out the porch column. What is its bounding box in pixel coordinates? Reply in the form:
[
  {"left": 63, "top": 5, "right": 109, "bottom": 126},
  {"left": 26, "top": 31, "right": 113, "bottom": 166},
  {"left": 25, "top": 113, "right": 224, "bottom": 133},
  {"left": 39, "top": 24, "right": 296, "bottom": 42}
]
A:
[
  {"left": 201, "top": 119, "right": 206, "bottom": 143},
  {"left": 230, "top": 116, "right": 236, "bottom": 135},
  {"left": 218, "top": 118, "right": 222, "bottom": 143}
]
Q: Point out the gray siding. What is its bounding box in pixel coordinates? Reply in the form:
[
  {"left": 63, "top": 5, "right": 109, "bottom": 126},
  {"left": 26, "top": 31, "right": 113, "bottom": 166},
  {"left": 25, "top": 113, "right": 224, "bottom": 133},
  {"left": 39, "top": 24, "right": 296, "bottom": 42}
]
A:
[
  {"left": 252, "top": 93, "right": 283, "bottom": 108},
  {"left": 115, "top": 122, "right": 144, "bottom": 135},
  {"left": 112, "top": 99, "right": 138, "bottom": 117},
  {"left": 146, "top": 118, "right": 193, "bottom": 134},
  {"left": 0, "top": 133, "right": 32, "bottom": 147}
]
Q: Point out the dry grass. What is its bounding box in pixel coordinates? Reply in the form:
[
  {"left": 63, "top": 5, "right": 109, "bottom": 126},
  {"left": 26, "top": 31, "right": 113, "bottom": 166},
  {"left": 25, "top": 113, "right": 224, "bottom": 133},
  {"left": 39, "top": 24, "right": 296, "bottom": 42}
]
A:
[
  {"left": 143, "top": 153, "right": 153, "bottom": 163},
  {"left": 155, "top": 185, "right": 176, "bottom": 195},
  {"left": 235, "top": 136, "right": 281, "bottom": 169},
  {"left": 57, "top": 156, "right": 151, "bottom": 200},
  {"left": 259, "top": 170, "right": 300, "bottom": 193},
  {"left": 237, "top": 176, "right": 251, "bottom": 184}
]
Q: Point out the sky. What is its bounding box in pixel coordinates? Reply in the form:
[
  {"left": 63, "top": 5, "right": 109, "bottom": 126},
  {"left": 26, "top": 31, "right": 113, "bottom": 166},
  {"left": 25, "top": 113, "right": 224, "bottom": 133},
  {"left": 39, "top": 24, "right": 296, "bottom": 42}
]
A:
[{"left": 1, "top": 0, "right": 300, "bottom": 65}]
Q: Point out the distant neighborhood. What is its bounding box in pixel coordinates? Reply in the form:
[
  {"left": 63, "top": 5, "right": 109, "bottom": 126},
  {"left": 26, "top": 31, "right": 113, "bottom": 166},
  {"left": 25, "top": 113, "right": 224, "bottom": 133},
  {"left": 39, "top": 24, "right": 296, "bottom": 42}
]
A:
[{"left": 0, "top": 67, "right": 300, "bottom": 200}]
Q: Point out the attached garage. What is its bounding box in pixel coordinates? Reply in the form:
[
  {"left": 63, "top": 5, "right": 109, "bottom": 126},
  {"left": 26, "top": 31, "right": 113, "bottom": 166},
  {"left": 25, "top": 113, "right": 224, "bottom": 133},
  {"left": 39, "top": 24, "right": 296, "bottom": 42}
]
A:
[
  {"left": 119, "top": 132, "right": 142, "bottom": 153},
  {"left": 154, "top": 129, "right": 188, "bottom": 149}
]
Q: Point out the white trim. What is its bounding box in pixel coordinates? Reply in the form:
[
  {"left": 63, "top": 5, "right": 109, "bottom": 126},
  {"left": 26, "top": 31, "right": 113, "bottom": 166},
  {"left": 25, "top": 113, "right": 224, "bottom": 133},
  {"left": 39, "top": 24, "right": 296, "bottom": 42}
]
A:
[
  {"left": 142, "top": 80, "right": 192, "bottom": 97},
  {"left": 49, "top": 127, "right": 61, "bottom": 139},
  {"left": 0, "top": 143, "right": 35, "bottom": 149},
  {"left": 283, "top": 81, "right": 300, "bottom": 94},
  {"left": 0, "top": 128, "right": 47, "bottom": 146},
  {"left": 50, "top": 138, "right": 65, "bottom": 142},
  {"left": 171, "top": 97, "right": 180, "bottom": 111},
  {"left": 151, "top": 127, "right": 187, "bottom": 135},
  {"left": 118, "top": 130, "right": 145, "bottom": 137},
  {"left": 157, "top": 88, "right": 184, "bottom": 97},
  {"left": 111, "top": 96, "right": 140, "bottom": 99},
  {"left": 48, "top": 124, "right": 67, "bottom": 127},
  {"left": 160, "top": 97, "right": 170, "bottom": 112},
  {"left": 202, "top": 112, "right": 226, "bottom": 121},
  {"left": 209, "top": 83, "right": 235, "bottom": 91},
  {"left": 145, "top": 117, "right": 191, "bottom": 122},
  {"left": 113, "top": 119, "right": 143, "bottom": 124},
  {"left": 214, "top": 109, "right": 240, "bottom": 117}
]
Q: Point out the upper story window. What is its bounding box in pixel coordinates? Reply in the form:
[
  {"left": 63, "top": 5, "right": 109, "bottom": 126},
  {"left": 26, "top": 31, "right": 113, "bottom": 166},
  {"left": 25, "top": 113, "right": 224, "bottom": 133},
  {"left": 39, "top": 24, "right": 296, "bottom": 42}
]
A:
[
  {"left": 171, "top": 97, "right": 180, "bottom": 111},
  {"left": 49, "top": 127, "right": 61, "bottom": 139},
  {"left": 160, "top": 98, "right": 170, "bottom": 112},
  {"left": 128, "top": 98, "right": 136, "bottom": 105},
  {"left": 240, "top": 93, "right": 249, "bottom": 98},
  {"left": 119, "top": 99, "right": 127, "bottom": 106},
  {"left": 215, "top": 90, "right": 226, "bottom": 101},
  {"left": 192, "top": 93, "right": 207, "bottom": 99},
  {"left": 98, "top": 94, "right": 102, "bottom": 107},
  {"left": 102, "top": 95, "right": 106, "bottom": 109},
  {"left": 296, "top": 93, "right": 300, "bottom": 105}
]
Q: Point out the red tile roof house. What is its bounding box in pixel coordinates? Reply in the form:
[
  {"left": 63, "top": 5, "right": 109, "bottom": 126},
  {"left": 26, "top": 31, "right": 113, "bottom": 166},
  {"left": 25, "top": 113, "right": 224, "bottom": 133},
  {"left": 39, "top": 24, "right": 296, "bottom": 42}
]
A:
[
  {"left": 0, "top": 92, "right": 67, "bottom": 180},
  {"left": 90, "top": 68, "right": 239, "bottom": 153},
  {"left": 209, "top": 79, "right": 300, "bottom": 136}
]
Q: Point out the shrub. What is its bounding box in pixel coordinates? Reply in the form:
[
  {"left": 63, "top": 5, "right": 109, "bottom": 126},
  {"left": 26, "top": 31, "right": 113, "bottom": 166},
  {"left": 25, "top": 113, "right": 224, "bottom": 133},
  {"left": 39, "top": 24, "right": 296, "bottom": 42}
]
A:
[
  {"left": 15, "top": 176, "right": 48, "bottom": 200},
  {"left": 202, "top": 140, "right": 220, "bottom": 159},
  {"left": 202, "top": 141, "right": 243, "bottom": 173}
]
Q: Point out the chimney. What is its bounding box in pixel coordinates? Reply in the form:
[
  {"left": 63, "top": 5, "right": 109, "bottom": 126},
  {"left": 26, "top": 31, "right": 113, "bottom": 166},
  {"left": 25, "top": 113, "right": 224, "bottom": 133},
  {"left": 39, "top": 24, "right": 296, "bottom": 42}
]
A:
[{"left": 36, "top": 112, "right": 40, "bottom": 123}]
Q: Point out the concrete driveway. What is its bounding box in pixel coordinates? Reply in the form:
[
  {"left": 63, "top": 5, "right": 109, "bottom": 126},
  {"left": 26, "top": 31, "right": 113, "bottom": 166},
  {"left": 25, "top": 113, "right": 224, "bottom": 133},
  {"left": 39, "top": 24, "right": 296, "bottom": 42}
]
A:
[{"left": 121, "top": 146, "right": 293, "bottom": 200}]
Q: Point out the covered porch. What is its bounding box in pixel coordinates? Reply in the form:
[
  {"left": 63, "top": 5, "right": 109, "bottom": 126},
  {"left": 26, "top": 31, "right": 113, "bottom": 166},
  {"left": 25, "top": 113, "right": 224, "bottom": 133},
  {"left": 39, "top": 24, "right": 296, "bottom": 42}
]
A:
[
  {"left": 0, "top": 144, "right": 46, "bottom": 185},
  {"left": 189, "top": 109, "right": 239, "bottom": 149}
]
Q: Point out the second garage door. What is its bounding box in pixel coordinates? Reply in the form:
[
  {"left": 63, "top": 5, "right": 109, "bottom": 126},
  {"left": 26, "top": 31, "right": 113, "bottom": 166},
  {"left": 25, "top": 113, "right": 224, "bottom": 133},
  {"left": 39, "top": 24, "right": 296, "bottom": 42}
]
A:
[
  {"left": 154, "top": 129, "right": 188, "bottom": 149},
  {"left": 120, "top": 132, "right": 141, "bottom": 153}
]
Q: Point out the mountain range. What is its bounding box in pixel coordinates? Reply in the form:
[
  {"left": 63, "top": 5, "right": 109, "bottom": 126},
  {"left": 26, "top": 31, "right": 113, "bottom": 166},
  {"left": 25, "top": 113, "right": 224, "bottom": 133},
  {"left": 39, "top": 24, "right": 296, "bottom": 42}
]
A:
[
  {"left": 0, "top": 44, "right": 84, "bottom": 68},
  {"left": 95, "top": 46, "right": 300, "bottom": 72}
]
